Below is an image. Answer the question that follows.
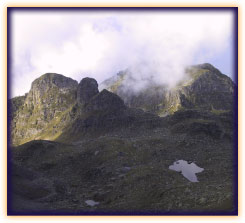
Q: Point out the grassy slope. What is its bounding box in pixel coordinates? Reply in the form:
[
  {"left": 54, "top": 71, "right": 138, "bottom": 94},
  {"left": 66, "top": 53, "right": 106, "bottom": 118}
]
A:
[{"left": 9, "top": 110, "right": 236, "bottom": 214}]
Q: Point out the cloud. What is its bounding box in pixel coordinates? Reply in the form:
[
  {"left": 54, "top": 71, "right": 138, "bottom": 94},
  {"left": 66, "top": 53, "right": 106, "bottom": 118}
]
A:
[{"left": 10, "top": 9, "right": 233, "bottom": 97}]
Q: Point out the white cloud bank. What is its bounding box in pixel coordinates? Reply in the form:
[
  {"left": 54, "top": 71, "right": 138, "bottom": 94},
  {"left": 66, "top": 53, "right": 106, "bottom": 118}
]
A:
[{"left": 10, "top": 10, "right": 233, "bottom": 97}]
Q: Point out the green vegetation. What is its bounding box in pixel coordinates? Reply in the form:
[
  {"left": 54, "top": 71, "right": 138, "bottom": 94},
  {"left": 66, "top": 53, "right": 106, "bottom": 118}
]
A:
[
  {"left": 211, "top": 106, "right": 229, "bottom": 115},
  {"left": 107, "top": 73, "right": 126, "bottom": 93}
]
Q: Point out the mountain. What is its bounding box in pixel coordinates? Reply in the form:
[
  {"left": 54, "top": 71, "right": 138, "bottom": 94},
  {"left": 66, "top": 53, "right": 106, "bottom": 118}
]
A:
[
  {"left": 100, "top": 63, "right": 235, "bottom": 116},
  {"left": 10, "top": 73, "right": 78, "bottom": 146},
  {"left": 8, "top": 64, "right": 237, "bottom": 215},
  {"left": 9, "top": 74, "right": 161, "bottom": 146}
]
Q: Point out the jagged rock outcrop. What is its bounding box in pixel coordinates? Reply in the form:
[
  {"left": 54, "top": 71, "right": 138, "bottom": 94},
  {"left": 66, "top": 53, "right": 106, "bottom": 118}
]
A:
[
  {"left": 56, "top": 88, "right": 159, "bottom": 143},
  {"left": 176, "top": 63, "right": 235, "bottom": 110},
  {"left": 9, "top": 95, "right": 26, "bottom": 120},
  {"left": 85, "top": 89, "right": 126, "bottom": 112},
  {"left": 9, "top": 63, "right": 236, "bottom": 146},
  {"left": 10, "top": 73, "right": 78, "bottom": 145},
  {"left": 10, "top": 74, "right": 139, "bottom": 145},
  {"left": 77, "top": 77, "right": 99, "bottom": 105},
  {"left": 101, "top": 63, "right": 235, "bottom": 116},
  {"left": 23, "top": 73, "right": 78, "bottom": 114}
]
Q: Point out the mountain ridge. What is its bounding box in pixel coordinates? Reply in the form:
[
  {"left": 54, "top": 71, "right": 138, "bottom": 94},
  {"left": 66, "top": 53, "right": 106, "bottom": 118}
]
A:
[
  {"left": 9, "top": 63, "right": 235, "bottom": 146},
  {"left": 8, "top": 63, "right": 237, "bottom": 214},
  {"left": 101, "top": 63, "right": 235, "bottom": 116}
]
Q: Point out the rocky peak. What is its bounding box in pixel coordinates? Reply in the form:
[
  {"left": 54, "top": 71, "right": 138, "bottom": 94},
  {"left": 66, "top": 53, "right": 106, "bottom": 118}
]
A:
[
  {"left": 10, "top": 65, "right": 235, "bottom": 146},
  {"left": 77, "top": 77, "right": 99, "bottom": 105},
  {"left": 11, "top": 73, "right": 78, "bottom": 146},
  {"left": 34, "top": 72, "right": 77, "bottom": 84},
  {"left": 101, "top": 63, "right": 235, "bottom": 116},
  {"left": 25, "top": 73, "right": 78, "bottom": 108},
  {"left": 31, "top": 73, "right": 78, "bottom": 94},
  {"left": 191, "top": 63, "right": 221, "bottom": 74},
  {"left": 85, "top": 89, "right": 126, "bottom": 112}
]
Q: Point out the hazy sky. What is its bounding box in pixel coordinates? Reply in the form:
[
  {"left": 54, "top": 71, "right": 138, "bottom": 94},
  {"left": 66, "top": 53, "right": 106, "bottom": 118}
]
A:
[{"left": 10, "top": 9, "right": 235, "bottom": 97}]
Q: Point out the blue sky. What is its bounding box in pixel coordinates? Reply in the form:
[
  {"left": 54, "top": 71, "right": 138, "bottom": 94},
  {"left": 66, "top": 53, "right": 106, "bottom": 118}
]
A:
[
  {"left": 207, "top": 42, "right": 234, "bottom": 79},
  {"left": 193, "top": 37, "right": 234, "bottom": 79},
  {"left": 10, "top": 10, "right": 235, "bottom": 97}
]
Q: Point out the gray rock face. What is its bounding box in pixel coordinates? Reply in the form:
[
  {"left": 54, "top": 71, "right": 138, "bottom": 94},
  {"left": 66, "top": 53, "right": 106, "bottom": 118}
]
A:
[
  {"left": 9, "top": 95, "right": 26, "bottom": 120},
  {"left": 10, "top": 75, "right": 128, "bottom": 146},
  {"left": 85, "top": 89, "right": 126, "bottom": 112},
  {"left": 101, "top": 63, "right": 235, "bottom": 116},
  {"left": 25, "top": 73, "right": 78, "bottom": 109},
  {"left": 179, "top": 65, "right": 234, "bottom": 110},
  {"left": 77, "top": 78, "right": 99, "bottom": 105},
  {"left": 11, "top": 73, "right": 78, "bottom": 145},
  {"left": 9, "top": 63, "right": 235, "bottom": 146}
]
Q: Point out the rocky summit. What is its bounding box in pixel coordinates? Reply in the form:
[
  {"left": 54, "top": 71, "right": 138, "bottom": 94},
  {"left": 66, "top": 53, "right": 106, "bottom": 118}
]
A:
[
  {"left": 101, "top": 63, "right": 235, "bottom": 116},
  {"left": 10, "top": 73, "right": 78, "bottom": 146},
  {"left": 77, "top": 77, "right": 99, "bottom": 105},
  {"left": 8, "top": 64, "right": 237, "bottom": 215}
]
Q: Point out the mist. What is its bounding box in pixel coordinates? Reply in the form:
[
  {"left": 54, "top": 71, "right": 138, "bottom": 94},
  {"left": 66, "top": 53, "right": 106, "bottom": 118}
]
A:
[{"left": 10, "top": 10, "right": 233, "bottom": 97}]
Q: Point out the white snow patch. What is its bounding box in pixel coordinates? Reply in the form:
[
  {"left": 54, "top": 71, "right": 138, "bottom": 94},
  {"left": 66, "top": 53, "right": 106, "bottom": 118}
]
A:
[{"left": 169, "top": 160, "right": 204, "bottom": 182}]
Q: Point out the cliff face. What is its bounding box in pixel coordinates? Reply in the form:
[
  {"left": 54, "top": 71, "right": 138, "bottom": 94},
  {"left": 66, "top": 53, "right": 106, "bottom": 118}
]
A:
[
  {"left": 77, "top": 77, "right": 99, "bottom": 105},
  {"left": 10, "top": 73, "right": 78, "bottom": 145},
  {"left": 9, "top": 63, "right": 235, "bottom": 146},
  {"left": 101, "top": 63, "right": 235, "bottom": 116},
  {"left": 10, "top": 73, "right": 156, "bottom": 146},
  {"left": 174, "top": 64, "right": 234, "bottom": 110}
]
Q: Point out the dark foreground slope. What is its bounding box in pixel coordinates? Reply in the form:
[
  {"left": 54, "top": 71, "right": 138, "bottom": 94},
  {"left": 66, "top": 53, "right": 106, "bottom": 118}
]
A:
[{"left": 9, "top": 109, "right": 236, "bottom": 214}]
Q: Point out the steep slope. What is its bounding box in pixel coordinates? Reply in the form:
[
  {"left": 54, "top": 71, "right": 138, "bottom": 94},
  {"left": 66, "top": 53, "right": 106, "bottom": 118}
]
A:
[
  {"left": 100, "top": 63, "right": 235, "bottom": 116},
  {"left": 9, "top": 95, "right": 26, "bottom": 121},
  {"left": 9, "top": 64, "right": 236, "bottom": 147},
  {"left": 10, "top": 73, "right": 78, "bottom": 146},
  {"left": 10, "top": 74, "right": 160, "bottom": 146},
  {"left": 56, "top": 84, "right": 160, "bottom": 143}
]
